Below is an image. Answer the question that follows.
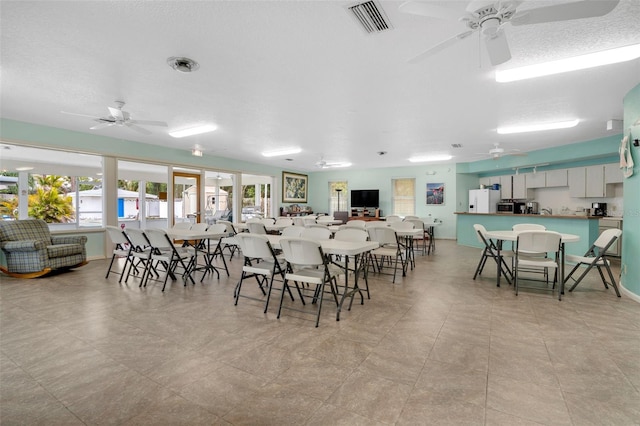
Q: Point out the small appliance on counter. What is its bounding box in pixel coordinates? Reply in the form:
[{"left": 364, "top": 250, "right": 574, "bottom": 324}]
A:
[
  {"left": 497, "top": 201, "right": 526, "bottom": 214},
  {"left": 592, "top": 202, "right": 607, "bottom": 216},
  {"left": 526, "top": 201, "right": 539, "bottom": 214}
]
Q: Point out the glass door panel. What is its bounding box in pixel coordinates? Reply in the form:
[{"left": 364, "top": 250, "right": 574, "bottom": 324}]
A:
[{"left": 173, "top": 172, "right": 200, "bottom": 225}]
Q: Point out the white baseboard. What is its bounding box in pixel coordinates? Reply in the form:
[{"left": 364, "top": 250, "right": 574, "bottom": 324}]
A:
[{"left": 620, "top": 278, "right": 640, "bottom": 303}]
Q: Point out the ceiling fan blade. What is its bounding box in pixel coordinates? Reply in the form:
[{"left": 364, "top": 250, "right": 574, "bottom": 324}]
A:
[
  {"left": 107, "top": 107, "right": 124, "bottom": 120},
  {"left": 61, "top": 111, "right": 101, "bottom": 119},
  {"left": 399, "top": 1, "right": 462, "bottom": 21},
  {"left": 484, "top": 30, "right": 511, "bottom": 66},
  {"left": 89, "top": 121, "right": 115, "bottom": 130},
  {"left": 129, "top": 119, "right": 168, "bottom": 127},
  {"left": 408, "top": 30, "right": 474, "bottom": 63},
  {"left": 511, "top": 0, "right": 619, "bottom": 26},
  {"left": 508, "top": 152, "right": 528, "bottom": 157},
  {"left": 125, "top": 122, "right": 152, "bottom": 135}
]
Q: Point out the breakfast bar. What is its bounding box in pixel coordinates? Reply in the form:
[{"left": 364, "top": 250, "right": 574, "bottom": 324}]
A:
[{"left": 456, "top": 212, "right": 600, "bottom": 256}]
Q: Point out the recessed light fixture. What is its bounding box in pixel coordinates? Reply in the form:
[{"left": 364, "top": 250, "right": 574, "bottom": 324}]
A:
[
  {"left": 408, "top": 154, "right": 453, "bottom": 163},
  {"left": 497, "top": 119, "right": 579, "bottom": 134},
  {"left": 261, "top": 147, "right": 302, "bottom": 157},
  {"left": 170, "top": 124, "right": 217, "bottom": 138},
  {"left": 167, "top": 57, "right": 200, "bottom": 73},
  {"left": 495, "top": 43, "right": 640, "bottom": 83},
  {"left": 15, "top": 166, "right": 34, "bottom": 171}
]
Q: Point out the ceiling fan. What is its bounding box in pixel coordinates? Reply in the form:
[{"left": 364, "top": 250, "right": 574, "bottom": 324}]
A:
[
  {"left": 61, "top": 101, "right": 168, "bottom": 135},
  {"left": 315, "top": 157, "right": 350, "bottom": 169},
  {"left": 478, "top": 143, "right": 528, "bottom": 160},
  {"left": 400, "top": 0, "right": 620, "bottom": 66}
]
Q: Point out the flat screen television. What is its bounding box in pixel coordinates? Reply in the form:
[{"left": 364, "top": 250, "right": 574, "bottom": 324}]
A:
[{"left": 350, "top": 189, "right": 379, "bottom": 208}]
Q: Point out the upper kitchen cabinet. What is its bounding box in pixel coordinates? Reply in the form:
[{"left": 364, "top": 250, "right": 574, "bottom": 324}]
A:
[
  {"left": 525, "top": 172, "right": 546, "bottom": 188},
  {"left": 568, "top": 165, "right": 612, "bottom": 198},
  {"left": 479, "top": 176, "right": 500, "bottom": 187},
  {"left": 604, "top": 163, "right": 623, "bottom": 184},
  {"left": 500, "top": 175, "right": 512, "bottom": 199},
  {"left": 545, "top": 169, "right": 568, "bottom": 187},
  {"left": 512, "top": 174, "right": 533, "bottom": 199}
]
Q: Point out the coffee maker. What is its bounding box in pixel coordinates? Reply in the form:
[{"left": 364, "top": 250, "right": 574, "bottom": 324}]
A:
[
  {"left": 526, "top": 201, "right": 539, "bottom": 214},
  {"left": 592, "top": 202, "right": 607, "bottom": 216}
]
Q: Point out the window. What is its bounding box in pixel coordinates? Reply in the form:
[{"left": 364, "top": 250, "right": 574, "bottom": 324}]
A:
[
  {"left": 329, "top": 181, "right": 347, "bottom": 214},
  {"left": 392, "top": 178, "right": 415, "bottom": 216},
  {"left": 118, "top": 161, "right": 168, "bottom": 230}
]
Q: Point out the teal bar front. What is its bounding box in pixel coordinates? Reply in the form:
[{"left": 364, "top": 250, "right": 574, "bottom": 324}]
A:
[{"left": 456, "top": 213, "right": 599, "bottom": 256}]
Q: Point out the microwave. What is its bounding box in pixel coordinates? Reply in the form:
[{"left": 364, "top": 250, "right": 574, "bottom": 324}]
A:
[{"left": 497, "top": 202, "right": 525, "bottom": 214}]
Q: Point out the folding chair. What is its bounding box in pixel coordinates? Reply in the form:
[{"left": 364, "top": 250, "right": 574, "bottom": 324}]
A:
[{"left": 566, "top": 228, "right": 622, "bottom": 297}]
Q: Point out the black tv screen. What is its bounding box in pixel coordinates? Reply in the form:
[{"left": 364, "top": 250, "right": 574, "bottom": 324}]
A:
[{"left": 350, "top": 189, "right": 379, "bottom": 207}]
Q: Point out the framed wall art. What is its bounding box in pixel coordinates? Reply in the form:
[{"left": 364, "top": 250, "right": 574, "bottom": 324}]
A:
[
  {"left": 426, "top": 182, "right": 445, "bottom": 205},
  {"left": 282, "top": 171, "right": 308, "bottom": 203}
]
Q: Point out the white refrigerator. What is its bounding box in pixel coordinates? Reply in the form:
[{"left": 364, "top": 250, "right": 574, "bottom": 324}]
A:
[{"left": 469, "top": 189, "right": 501, "bottom": 213}]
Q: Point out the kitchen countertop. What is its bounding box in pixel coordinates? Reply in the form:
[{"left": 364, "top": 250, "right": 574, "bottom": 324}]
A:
[{"left": 455, "top": 212, "right": 601, "bottom": 219}]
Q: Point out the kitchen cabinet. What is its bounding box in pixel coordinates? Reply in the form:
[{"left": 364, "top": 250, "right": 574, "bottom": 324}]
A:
[
  {"left": 478, "top": 176, "right": 500, "bottom": 187},
  {"left": 568, "top": 167, "right": 586, "bottom": 197},
  {"left": 586, "top": 165, "right": 608, "bottom": 197},
  {"left": 568, "top": 165, "right": 611, "bottom": 198},
  {"left": 545, "top": 169, "right": 568, "bottom": 187},
  {"left": 512, "top": 174, "right": 533, "bottom": 199},
  {"left": 500, "top": 175, "right": 512, "bottom": 199},
  {"left": 599, "top": 218, "right": 622, "bottom": 257},
  {"left": 604, "top": 163, "right": 623, "bottom": 184},
  {"left": 525, "top": 172, "right": 546, "bottom": 188}
]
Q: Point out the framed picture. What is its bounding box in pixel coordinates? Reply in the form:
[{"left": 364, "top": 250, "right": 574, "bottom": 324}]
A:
[
  {"left": 426, "top": 182, "right": 445, "bottom": 205},
  {"left": 282, "top": 171, "right": 308, "bottom": 203}
]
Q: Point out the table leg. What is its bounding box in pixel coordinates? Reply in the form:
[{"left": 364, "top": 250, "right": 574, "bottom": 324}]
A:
[{"left": 336, "top": 254, "right": 365, "bottom": 321}]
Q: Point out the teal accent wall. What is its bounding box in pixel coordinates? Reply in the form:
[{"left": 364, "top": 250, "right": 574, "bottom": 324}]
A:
[
  {"left": 307, "top": 164, "right": 458, "bottom": 239},
  {"left": 457, "top": 214, "right": 599, "bottom": 257},
  {"left": 458, "top": 135, "right": 621, "bottom": 175},
  {"left": 621, "top": 84, "right": 640, "bottom": 297}
]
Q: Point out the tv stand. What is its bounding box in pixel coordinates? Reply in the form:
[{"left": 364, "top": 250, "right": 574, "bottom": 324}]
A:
[{"left": 349, "top": 207, "right": 380, "bottom": 221}]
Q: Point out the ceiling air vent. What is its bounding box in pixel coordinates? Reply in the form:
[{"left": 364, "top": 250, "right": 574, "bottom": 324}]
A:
[
  {"left": 348, "top": 1, "right": 392, "bottom": 34},
  {"left": 451, "top": 143, "right": 463, "bottom": 148}
]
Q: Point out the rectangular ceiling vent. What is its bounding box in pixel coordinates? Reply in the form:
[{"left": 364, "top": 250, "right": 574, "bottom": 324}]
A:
[
  {"left": 348, "top": 1, "right": 392, "bottom": 34},
  {"left": 451, "top": 143, "right": 463, "bottom": 148}
]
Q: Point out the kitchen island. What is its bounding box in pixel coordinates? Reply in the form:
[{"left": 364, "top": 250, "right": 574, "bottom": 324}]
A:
[{"left": 456, "top": 212, "right": 600, "bottom": 256}]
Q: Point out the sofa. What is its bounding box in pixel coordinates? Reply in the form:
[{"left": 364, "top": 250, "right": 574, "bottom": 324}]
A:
[{"left": 0, "top": 219, "right": 87, "bottom": 278}]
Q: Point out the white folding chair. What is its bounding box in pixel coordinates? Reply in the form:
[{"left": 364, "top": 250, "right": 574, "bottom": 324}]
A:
[
  {"left": 234, "top": 233, "right": 294, "bottom": 312},
  {"left": 280, "top": 226, "right": 303, "bottom": 237},
  {"left": 514, "top": 231, "right": 562, "bottom": 300},
  {"left": 367, "top": 226, "right": 406, "bottom": 283},
  {"left": 144, "top": 228, "right": 197, "bottom": 291},
  {"left": 275, "top": 217, "right": 293, "bottom": 227},
  {"left": 385, "top": 215, "right": 402, "bottom": 223},
  {"left": 344, "top": 220, "right": 366, "bottom": 228},
  {"left": 300, "top": 227, "right": 332, "bottom": 241},
  {"left": 217, "top": 220, "right": 240, "bottom": 259},
  {"left": 566, "top": 228, "right": 622, "bottom": 297},
  {"left": 405, "top": 219, "right": 427, "bottom": 255},
  {"left": 247, "top": 222, "right": 268, "bottom": 234},
  {"left": 123, "top": 228, "right": 155, "bottom": 285},
  {"left": 472, "top": 224, "right": 514, "bottom": 286},
  {"left": 105, "top": 226, "right": 134, "bottom": 282},
  {"left": 277, "top": 238, "right": 343, "bottom": 327}
]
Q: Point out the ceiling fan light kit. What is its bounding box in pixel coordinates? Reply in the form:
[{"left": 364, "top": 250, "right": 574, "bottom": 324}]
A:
[
  {"left": 191, "top": 147, "right": 203, "bottom": 157},
  {"left": 495, "top": 43, "right": 640, "bottom": 83},
  {"left": 497, "top": 119, "right": 579, "bottom": 135},
  {"left": 169, "top": 124, "right": 217, "bottom": 138}
]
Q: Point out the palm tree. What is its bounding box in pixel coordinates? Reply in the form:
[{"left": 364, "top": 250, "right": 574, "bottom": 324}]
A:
[{"left": 28, "top": 187, "right": 74, "bottom": 223}]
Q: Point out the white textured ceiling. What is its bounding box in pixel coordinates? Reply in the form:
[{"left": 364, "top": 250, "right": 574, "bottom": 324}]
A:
[{"left": 1, "top": 1, "right": 639, "bottom": 172}]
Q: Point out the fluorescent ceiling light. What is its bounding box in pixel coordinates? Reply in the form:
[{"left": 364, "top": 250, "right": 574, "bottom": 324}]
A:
[
  {"left": 408, "top": 154, "right": 452, "bottom": 163},
  {"left": 261, "top": 147, "right": 302, "bottom": 157},
  {"left": 15, "top": 166, "right": 34, "bottom": 171},
  {"left": 496, "top": 44, "right": 640, "bottom": 83},
  {"left": 326, "top": 162, "right": 352, "bottom": 168},
  {"left": 497, "top": 119, "right": 579, "bottom": 135},
  {"left": 169, "top": 124, "right": 217, "bottom": 138}
]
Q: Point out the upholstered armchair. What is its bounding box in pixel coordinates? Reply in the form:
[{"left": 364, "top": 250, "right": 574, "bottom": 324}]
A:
[{"left": 0, "top": 219, "right": 87, "bottom": 278}]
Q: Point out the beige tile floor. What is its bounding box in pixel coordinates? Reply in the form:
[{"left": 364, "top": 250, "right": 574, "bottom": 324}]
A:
[{"left": 1, "top": 240, "right": 639, "bottom": 425}]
